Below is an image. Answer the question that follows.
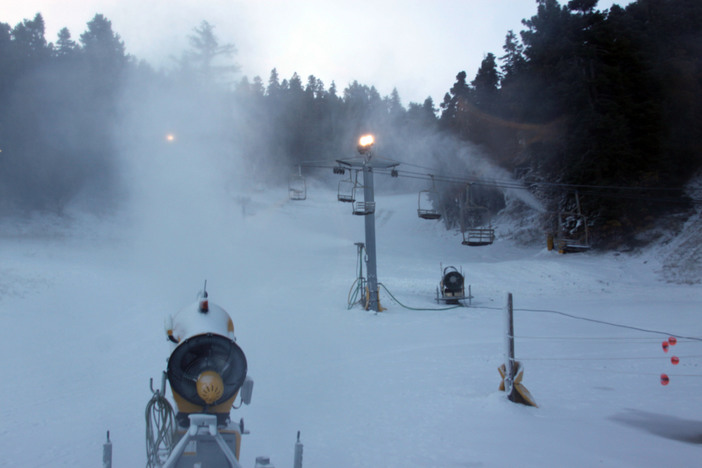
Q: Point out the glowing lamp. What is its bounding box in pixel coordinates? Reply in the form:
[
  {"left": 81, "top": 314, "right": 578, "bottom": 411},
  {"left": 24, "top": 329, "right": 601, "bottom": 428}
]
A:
[{"left": 357, "top": 134, "right": 374, "bottom": 154}]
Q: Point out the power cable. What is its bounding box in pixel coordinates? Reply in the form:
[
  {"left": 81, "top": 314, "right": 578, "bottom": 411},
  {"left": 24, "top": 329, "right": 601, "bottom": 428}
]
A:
[
  {"left": 377, "top": 282, "right": 463, "bottom": 311},
  {"left": 515, "top": 336, "right": 668, "bottom": 341},
  {"left": 515, "top": 307, "right": 702, "bottom": 342},
  {"left": 520, "top": 354, "right": 702, "bottom": 361},
  {"left": 145, "top": 389, "right": 176, "bottom": 468},
  {"left": 347, "top": 277, "right": 364, "bottom": 310}
]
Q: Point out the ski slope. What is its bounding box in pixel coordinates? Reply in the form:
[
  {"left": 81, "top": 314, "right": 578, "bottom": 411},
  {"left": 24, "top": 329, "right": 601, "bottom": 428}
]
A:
[{"left": 0, "top": 178, "right": 701, "bottom": 467}]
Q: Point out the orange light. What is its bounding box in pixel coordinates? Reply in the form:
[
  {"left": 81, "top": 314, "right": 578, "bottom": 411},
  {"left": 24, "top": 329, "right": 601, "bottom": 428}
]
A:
[
  {"left": 166, "top": 133, "right": 175, "bottom": 142},
  {"left": 359, "top": 134, "right": 374, "bottom": 147}
]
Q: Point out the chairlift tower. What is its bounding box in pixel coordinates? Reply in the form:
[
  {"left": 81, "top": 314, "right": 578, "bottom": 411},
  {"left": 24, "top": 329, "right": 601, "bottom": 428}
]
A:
[{"left": 337, "top": 135, "right": 399, "bottom": 312}]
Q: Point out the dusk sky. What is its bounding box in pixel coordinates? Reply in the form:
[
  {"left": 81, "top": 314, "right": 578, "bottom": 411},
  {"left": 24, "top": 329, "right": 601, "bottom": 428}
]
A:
[{"left": 4, "top": 1, "right": 633, "bottom": 105}]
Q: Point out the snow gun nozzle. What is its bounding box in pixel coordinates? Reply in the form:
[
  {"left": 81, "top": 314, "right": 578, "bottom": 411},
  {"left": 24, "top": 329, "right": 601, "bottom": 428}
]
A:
[{"left": 199, "top": 280, "right": 209, "bottom": 313}]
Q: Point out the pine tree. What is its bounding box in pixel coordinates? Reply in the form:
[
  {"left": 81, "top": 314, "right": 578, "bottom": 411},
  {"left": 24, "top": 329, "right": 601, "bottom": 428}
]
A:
[
  {"left": 55, "top": 27, "right": 77, "bottom": 59},
  {"left": 182, "top": 20, "right": 239, "bottom": 86}
]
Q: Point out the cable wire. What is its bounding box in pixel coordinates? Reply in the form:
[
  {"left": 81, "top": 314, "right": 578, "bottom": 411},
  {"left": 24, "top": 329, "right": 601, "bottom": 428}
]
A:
[
  {"left": 145, "top": 390, "right": 176, "bottom": 468},
  {"left": 520, "top": 354, "right": 702, "bottom": 361},
  {"left": 298, "top": 161, "right": 702, "bottom": 206},
  {"left": 378, "top": 282, "right": 463, "bottom": 311},
  {"left": 515, "top": 307, "right": 702, "bottom": 342},
  {"left": 347, "top": 277, "right": 365, "bottom": 310}
]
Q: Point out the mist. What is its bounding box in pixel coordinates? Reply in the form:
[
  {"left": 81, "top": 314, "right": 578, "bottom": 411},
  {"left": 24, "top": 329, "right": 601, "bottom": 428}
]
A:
[{"left": 0, "top": 11, "right": 546, "bottom": 252}]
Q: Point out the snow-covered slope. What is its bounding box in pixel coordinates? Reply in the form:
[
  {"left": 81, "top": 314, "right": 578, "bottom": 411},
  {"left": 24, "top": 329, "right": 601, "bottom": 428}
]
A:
[
  {"left": 655, "top": 176, "right": 702, "bottom": 285},
  {"left": 1, "top": 179, "right": 701, "bottom": 467}
]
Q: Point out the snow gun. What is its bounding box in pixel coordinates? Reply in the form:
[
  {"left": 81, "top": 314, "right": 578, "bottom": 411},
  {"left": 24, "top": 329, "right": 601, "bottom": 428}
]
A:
[
  {"left": 436, "top": 264, "right": 472, "bottom": 305},
  {"left": 143, "top": 282, "right": 303, "bottom": 468}
]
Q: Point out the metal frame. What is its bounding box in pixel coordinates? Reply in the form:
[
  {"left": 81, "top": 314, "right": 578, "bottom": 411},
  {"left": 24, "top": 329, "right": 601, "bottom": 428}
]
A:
[
  {"left": 459, "top": 183, "right": 495, "bottom": 246},
  {"left": 417, "top": 175, "right": 441, "bottom": 220},
  {"left": 462, "top": 228, "right": 495, "bottom": 246},
  {"left": 554, "top": 191, "right": 590, "bottom": 253},
  {"left": 352, "top": 200, "right": 375, "bottom": 216},
  {"left": 288, "top": 166, "right": 306, "bottom": 201},
  {"left": 338, "top": 171, "right": 357, "bottom": 203},
  {"left": 163, "top": 414, "right": 242, "bottom": 468}
]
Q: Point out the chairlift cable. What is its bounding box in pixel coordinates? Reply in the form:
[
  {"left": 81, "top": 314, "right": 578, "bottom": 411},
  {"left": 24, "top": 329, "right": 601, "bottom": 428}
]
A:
[
  {"left": 297, "top": 162, "right": 702, "bottom": 205},
  {"left": 301, "top": 161, "right": 689, "bottom": 194}
]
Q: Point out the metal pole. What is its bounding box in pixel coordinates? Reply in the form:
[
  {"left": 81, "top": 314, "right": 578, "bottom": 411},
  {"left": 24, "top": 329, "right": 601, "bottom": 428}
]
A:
[
  {"left": 103, "top": 431, "right": 112, "bottom": 468},
  {"left": 504, "top": 292, "right": 515, "bottom": 398},
  {"left": 293, "top": 431, "right": 303, "bottom": 468},
  {"left": 362, "top": 162, "right": 379, "bottom": 312}
]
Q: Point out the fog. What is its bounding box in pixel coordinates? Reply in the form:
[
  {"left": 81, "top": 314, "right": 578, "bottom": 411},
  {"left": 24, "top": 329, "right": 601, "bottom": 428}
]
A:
[
  {"left": 0, "top": 32, "right": 543, "bottom": 254},
  {"left": 101, "top": 60, "right": 542, "bottom": 249},
  {"left": 109, "top": 72, "right": 253, "bottom": 298},
  {"left": 0, "top": 11, "right": 550, "bottom": 236}
]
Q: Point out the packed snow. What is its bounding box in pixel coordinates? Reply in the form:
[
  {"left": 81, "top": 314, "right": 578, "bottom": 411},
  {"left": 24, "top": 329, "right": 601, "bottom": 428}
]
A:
[{"left": 1, "top": 172, "right": 701, "bottom": 467}]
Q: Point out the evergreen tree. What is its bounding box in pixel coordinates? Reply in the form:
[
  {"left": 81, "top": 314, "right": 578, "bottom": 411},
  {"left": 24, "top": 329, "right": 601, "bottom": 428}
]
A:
[
  {"left": 499, "top": 30, "right": 526, "bottom": 86},
  {"left": 471, "top": 53, "right": 499, "bottom": 110},
  {"left": 11, "top": 13, "right": 49, "bottom": 62},
  {"left": 182, "top": 20, "right": 239, "bottom": 87},
  {"left": 267, "top": 68, "right": 281, "bottom": 96},
  {"left": 80, "top": 14, "right": 126, "bottom": 68},
  {"left": 385, "top": 87, "right": 405, "bottom": 123},
  {"left": 55, "top": 27, "right": 78, "bottom": 59},
  {"left": 439, "top": 71, "right": 470, "bottom": 134}
]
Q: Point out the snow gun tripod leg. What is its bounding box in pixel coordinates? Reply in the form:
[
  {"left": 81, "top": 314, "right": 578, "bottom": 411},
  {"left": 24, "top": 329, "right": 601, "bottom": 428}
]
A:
[{"left": 163, "top": 414, "right": 242, "bottom": 468}]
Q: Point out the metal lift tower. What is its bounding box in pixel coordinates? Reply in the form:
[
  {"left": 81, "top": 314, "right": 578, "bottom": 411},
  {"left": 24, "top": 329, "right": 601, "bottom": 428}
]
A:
[{"left": 337, "top": 135, "right": 399, "bottom": 312}]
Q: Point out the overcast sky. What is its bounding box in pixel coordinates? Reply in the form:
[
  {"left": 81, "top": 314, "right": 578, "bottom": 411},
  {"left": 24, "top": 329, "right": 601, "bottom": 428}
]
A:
[{"left": 3, "top": 0, "right": 633, "bottom": 105}]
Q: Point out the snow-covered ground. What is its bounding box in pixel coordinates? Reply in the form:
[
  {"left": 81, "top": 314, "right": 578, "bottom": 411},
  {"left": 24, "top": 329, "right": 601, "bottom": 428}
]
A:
[{"left": 1, "top": 176, "right": 701, "bottom": 467}]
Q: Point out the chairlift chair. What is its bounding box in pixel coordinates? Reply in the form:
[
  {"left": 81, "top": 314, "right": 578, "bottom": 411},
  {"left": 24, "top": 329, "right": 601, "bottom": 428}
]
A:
[
  {"left": 554, "top": 213, "right": 590, "bottom": 253},
  {"left": 418, "top": 175, "right": 441, "bottom": 220},
  {"left": 553, "top": 191, "right": 590, "bottom": 253},
  {"left": 338, "top": 171, "right": 357, "bottom": 203},
  {"left": 460, "top": 183, "right": 495, "bottom": 246},
  {"left": 557, "top": 238, "right": 590, "bottom": 253},
  {"left": 462, "top": 228, "right": 495, "bottom": 246},
  {"left": 352, "top": 200, "right": 375, "bottom": 216},
  {"left": 288, "top": 166, "right": 307, "bottom": 201}
]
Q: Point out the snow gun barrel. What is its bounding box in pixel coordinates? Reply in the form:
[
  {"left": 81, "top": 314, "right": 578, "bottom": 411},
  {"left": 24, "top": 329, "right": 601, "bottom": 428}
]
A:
[{"left": 165, "top": 294, "right": 245, "bottom": 425}]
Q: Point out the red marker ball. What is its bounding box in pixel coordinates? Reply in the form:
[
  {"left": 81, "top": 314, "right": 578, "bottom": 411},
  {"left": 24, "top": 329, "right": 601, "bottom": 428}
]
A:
[
  {"left": 662, "top": 341, "right": 669, "bottom": 352},
  {"left": 660, "top": 374, "right": 670, "bottom": 385},
  {"left": 668, "top": 337, "right": 677, "bottom": 346},
  {"left": 671, "top": 356, "right": 680, "bottom": 365}
]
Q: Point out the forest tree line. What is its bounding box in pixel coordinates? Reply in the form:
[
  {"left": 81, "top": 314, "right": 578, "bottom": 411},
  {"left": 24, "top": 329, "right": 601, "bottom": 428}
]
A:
[
  {"left": 440, "top": 0, "right": 702, "bottom": 246},
  {"left": 0, "top": 0, "right": 700, "bottom": 247}
]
